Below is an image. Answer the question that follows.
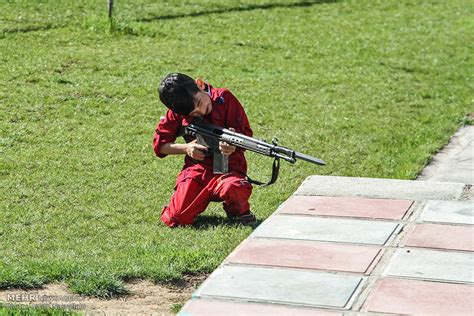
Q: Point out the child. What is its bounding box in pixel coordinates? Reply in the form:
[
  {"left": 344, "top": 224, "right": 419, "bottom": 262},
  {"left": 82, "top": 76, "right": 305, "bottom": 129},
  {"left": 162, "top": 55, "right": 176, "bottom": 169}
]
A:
[{"left": 153, "top": 73, "right": 256, "bottom": 227}]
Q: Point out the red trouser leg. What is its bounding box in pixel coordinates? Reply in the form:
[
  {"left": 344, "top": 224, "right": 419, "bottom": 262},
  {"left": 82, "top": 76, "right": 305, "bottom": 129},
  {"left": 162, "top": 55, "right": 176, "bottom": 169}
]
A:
[
  {"left": 161, "top": 177, "right": 214, "bottom": 227},
  {"left": 212, "top": 174, "right": 252, "bottom": 217},
  {"left": 161, "top": 173, "right": 252, "bottom": 227}
]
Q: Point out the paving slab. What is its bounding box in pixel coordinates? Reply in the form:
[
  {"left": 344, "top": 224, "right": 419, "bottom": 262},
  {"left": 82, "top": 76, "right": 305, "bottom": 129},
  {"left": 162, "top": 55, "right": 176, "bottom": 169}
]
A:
[
  {"left": 405, "top": 223, "right": 474, "bottom": 252},
  {"left": 435, "top": 168, "right": 474, "bottom": 184},
  {"left": 225, "top": 238, "right": 382, "bottom": 274},
  {"left": 384, "top": 248, "right": 474, "bottom": 283},
  {"left": 179, "top": 299, "right": 342, "bottom": 316},
  {"left": 193, "top": 265, "right": 363, "bottom": 309},
  {"left": 277, "top": 196, "right": 413, "bottom": 220},
  {"left": 418, "top": 125, "right": 474, "bottom": 184},
  {"left": 252, "top": 215, "right": 399, "bottom": 245},
  {"left": 294, "top": 175, "right": 465, "bottom": 201},
  {"left": 362, "top": 278, "right": 474, "bottom": 315},
  {"left": 419, "top": 200, "right": 474, "bottom": 225}
]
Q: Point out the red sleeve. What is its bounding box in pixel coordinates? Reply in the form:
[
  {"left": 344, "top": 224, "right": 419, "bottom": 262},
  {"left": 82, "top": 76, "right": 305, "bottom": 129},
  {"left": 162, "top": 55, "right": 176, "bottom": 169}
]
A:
[
  {"left": 223, "top": 90, "right": 253, "bottom": 137},
  {"left": 153, "top": 110, "right": 181, "bottom": 158}
]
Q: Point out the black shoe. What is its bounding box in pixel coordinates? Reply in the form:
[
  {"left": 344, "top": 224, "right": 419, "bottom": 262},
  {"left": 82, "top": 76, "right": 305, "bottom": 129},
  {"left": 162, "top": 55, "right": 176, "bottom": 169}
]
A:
[{"left": 229, "top": 211, "right": 257, "bottom": 225}]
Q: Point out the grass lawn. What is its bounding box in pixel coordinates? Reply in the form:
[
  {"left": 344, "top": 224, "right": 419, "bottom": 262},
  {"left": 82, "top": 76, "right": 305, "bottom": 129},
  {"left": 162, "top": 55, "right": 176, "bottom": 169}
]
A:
[
  {"left": 1, "top": 0, "right": 472, "bottom": 303},
  {"left": 0, "top": 303, "right": 81, "bottom": 316}
]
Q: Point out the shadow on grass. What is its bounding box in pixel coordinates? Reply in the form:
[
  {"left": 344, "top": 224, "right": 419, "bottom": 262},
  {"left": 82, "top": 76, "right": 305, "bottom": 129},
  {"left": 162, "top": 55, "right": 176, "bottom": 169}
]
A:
[
  {"left": 1, "top": 23, "right": 65, "bottom": 35},
  {"left": 192, "top": 214, "right": 262, "bottom": 230},
  {"left": 137, "top": 0, "right": 340, "bottom": 22}
]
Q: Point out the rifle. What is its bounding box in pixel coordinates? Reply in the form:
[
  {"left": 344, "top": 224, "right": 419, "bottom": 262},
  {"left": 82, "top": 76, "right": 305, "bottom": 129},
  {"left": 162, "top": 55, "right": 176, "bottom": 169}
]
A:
[{"left": 185, "top": 119, "right": 325, "bottom": 186}]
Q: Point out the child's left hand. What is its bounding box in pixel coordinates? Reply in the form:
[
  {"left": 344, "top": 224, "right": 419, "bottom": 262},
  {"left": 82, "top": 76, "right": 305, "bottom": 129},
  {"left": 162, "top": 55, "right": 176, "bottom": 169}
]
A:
[
  {"left": 219, "top": 141, "right": 236, "bottom": 156},
  {"left": 219, "top": 127, "right": 237, "bottom": 156}
]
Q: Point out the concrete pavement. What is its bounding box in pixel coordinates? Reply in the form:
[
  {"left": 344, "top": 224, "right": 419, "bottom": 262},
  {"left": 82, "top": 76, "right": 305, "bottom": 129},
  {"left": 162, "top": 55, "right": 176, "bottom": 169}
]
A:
[
  {"left": 179, "top": 126, "right": 473, "bottom": 315},
  {"left": 418, "top": 126, "right": 473, "bottom": 184}
]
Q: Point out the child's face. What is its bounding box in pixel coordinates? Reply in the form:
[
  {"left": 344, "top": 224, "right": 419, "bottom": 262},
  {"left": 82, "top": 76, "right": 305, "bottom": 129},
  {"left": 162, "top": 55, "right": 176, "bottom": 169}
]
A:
[{"left": 189, "top": 91, "right": 212, "bottom": 117}]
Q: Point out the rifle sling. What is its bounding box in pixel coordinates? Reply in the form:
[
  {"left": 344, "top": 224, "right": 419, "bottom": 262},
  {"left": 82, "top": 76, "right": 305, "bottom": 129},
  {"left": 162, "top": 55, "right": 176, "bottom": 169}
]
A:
[{"left": 245, "top": 157, "right": 280, "bottom": 187}]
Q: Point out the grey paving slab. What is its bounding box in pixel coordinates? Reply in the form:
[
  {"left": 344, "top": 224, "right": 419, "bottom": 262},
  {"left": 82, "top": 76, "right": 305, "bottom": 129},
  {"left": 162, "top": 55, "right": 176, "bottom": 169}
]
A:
[
  {"left": 194, "top": 265, "right": 364, "bottom": 309},
  {"left": 418, "top": 126, "right": 473, "bottom": 184},
  {"left": 294, "top": 176, "right": 465, "bottom": 201},
  {"left": 432, "top": 168, "right": 473, "bottom": 185},
  {"left": 419, "top": 200, "right": 474, "bottom": 225},
  {"left": 384, "top": 248, "right": 474, "bottom": 284},
  {"left": 251, "top": 215, "right": 399, "bottom": 245}
]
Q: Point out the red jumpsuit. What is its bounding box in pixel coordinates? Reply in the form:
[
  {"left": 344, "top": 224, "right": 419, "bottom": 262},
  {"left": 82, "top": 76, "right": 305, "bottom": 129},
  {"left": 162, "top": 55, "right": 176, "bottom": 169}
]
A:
[{"left": 153, "top": 84, "right": 253, "bottom": 227}]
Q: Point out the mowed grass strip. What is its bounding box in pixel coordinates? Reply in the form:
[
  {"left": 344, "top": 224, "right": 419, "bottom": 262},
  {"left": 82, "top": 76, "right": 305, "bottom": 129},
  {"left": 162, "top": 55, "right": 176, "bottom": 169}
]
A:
[
  {"left": 0, "top": 303, "right": 81, "bottom": 316},
  {"left": 1, "top": 0, "right": 472, "bottom": 298}
]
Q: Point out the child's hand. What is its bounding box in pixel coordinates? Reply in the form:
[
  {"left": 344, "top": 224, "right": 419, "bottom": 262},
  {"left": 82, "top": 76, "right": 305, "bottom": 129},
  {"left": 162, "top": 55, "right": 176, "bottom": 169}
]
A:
[
  {"left": 219, "top": 142, "right": 236, "bottom": 156},
  {"left": 186, "top": 140, "right": 208, "bottom": 161},
  {"left": 219, "top": 128, "right": 237, "bottom": 156}
]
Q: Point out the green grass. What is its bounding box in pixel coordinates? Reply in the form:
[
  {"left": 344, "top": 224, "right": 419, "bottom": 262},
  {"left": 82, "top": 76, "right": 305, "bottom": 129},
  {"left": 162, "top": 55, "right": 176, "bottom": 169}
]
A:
[
  {"left": 1, "top": 0, "right": 473, "bottom": 301},
  {"left": 0, "top": 303, "right": 82, "bottom": 316}
]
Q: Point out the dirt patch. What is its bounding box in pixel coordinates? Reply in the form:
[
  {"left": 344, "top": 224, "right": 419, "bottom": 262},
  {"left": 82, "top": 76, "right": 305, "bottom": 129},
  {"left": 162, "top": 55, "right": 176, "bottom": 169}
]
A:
[{"left": 0, "top": 274, "right": 208, "bottom": 315}]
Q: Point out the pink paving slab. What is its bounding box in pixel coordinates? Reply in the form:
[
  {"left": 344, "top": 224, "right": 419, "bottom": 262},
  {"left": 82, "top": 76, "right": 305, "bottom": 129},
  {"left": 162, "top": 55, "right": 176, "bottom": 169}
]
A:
[
  {"left": 362, "top": 278, "right": 474, "bottom": 315},
  {"left": 278, "top": 196, "right": 413, "bottom": 220},
  {"left": 225, "top": 238, "right": 382, "bottom": 274},
  {"left": 181, "top": 299, "right": 343, "bottom": 315},
  {"left": 404, "top": 223, "right": 474, "bottom": 252}
]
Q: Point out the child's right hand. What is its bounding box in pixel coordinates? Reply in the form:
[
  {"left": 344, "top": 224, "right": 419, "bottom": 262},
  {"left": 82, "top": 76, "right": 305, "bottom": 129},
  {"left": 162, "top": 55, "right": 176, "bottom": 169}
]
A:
[{"left": 186, "top": 140, "right": 208, "bottom": 161}]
